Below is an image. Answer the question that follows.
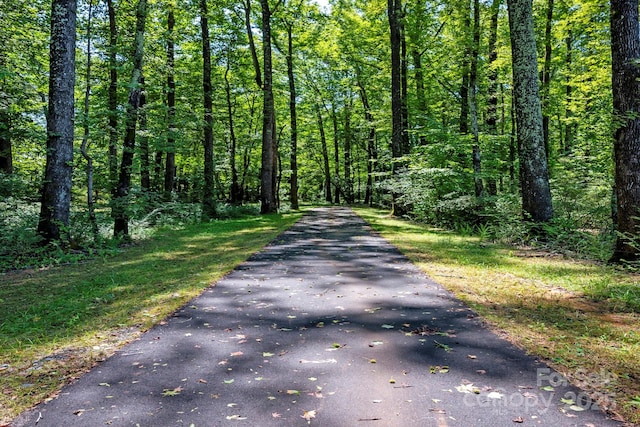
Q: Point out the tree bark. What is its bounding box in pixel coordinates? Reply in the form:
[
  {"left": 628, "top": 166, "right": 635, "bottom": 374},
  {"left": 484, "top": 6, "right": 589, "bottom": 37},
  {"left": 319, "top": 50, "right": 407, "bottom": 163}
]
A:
[
  {"left": 486, "top": 0, "right": 501, "bottom": 135},
  {"left": 164, "top": 8, "right": 176, "bottom": 198},
  {"left": 201, "top": 0, "right": 217, "bottom": 219},
  {"left": 225, "top": 54, "right": 242, "bottom": 205},
  {"left": 113, "top": 0, "right": 146, "bottom": 237},
  {"left": 610, "top": 0, "right": 640, "bottom": 262},
  {"left": 316, "top": 105, "right": 332, "bottom": 203},
  {"left": 286, "top": 23, "right": 299, "bottom": 209},
  {"left": 107, "top": 0, "right": 119, "bottom": 197},
  {"left": 138, "top": 77, "right": 150, "bottom": 191},
  {"left": 80, "top": 0, "right": 99, "bottom": 240},
  {"left": 357, "top": 78, "right": 377, "bottom": 206},
  {"left": 541, "top": 0, "right": 554, "bottom": 160},
  {"left": 260, "top": 0, "right": 277, "bottom": 213},
  {"left": 470, "top": 0, "right": 483, "bottom": 198},
  {"left": 507, "top": 0, "right": 553, "bottom": 223},
  {"left": 343, "top": 98, "right": 354, "bottom": 204},
  {"left": 332, "top": 105, "right": 341, "bottom": 204},
  {"left": 0, "top": 111, "right": 13, "bottom": 174},
  {"left": 38, "top": 0, "right": 77, "bottom": 243}
]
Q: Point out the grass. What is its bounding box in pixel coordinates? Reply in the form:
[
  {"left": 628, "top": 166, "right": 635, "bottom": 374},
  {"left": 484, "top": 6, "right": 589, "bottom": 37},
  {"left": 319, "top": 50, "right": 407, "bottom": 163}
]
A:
[
  {"left": 354, "top": 207, "right": 640, "bottom": 425},
  {"left": 0, "top": 211, "right": 303, "bottom": 424}
]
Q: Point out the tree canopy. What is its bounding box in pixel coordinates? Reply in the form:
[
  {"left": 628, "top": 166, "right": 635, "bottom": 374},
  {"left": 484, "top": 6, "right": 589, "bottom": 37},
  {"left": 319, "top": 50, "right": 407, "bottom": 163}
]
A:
[{"left": 1, "top": 0, "right": 638, "bottom": 264}]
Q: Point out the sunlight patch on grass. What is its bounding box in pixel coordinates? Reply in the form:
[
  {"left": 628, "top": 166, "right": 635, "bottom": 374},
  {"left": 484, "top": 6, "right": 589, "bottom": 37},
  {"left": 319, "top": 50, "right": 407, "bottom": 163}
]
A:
[{"left": 355, "top": 207, "right": 640, "bottom": 424}]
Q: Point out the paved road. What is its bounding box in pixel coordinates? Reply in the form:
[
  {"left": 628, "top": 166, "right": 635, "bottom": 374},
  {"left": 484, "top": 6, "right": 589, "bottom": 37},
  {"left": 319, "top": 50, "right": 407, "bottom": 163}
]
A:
[{"left": 14, "top": 207, "right": 622, "bottom": 426}]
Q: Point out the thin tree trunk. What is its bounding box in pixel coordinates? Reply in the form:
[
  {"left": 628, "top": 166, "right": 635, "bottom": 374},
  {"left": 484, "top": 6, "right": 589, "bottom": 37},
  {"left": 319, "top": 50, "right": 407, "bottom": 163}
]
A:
[
  {"left": 107, "top": 0, "right": 119, "bottom": 197},
  {"left": 154, "top": 151, "right": 163, "bottom": 191},
  {"left": 610, "top": 0, "right": 640, "bottom": 262},
  {"left": 225, "top": 55, "right": 242, "bottom": 205},
  {"left": 507, "top": 0, "right": 553, "bottom": 223},
  {"left": 80, "top": 0, "right": 99, "bottom": 240},
  {"left": 486, "top": 0, "right": 501, "bottom": 134},
  {"left": 459, "top": 0, "right": 471, "bottom": 135},
  {"left": 564, "top": 30, "right": 574, "bottom": 154},
  {"left": 201, "top": 0, "right": 217, "bottom": 219},
  {"left": 343, "top": 98, "right": 353, "bottom": 204},
  {"left": 470, "top": 0, "right": 483, "bottom": 198},
  {"left": 243, "top": 0, "right": 262, "bottom": 89},
  {"left": 357, "top": 78, "right": 377, "bottom": 206},
  {"left": 400, "top": 10, "right": 409, "bottom": 155},
  {"left": 541, "top": 0, "right": 553, "bottom": 160},
  {"left": 485, "top": 0, "right": 501, "bottom": 196},
  {"left": 317, "top": 105, "right": 332, "bottom": 203},
  {"left": 286, "top": 23, "right": 299, "bottom": 209},
  {"left": 139, "top": 77, "right": 150, "bottom": 191},
  {"left": 164, "top": 8, "right": 176, "bottom": 198},
  {"left": 332, "top": 105, "right": 341, "bottom": 204},
  {"left": 0, "top": 50, "right": 12, "bottom": 174},
  {"left": 38, "top": 0, "right": 77, "bottom": 244},
  {"left": 113, "top": 0, "right": 146, "bottom": 237}
]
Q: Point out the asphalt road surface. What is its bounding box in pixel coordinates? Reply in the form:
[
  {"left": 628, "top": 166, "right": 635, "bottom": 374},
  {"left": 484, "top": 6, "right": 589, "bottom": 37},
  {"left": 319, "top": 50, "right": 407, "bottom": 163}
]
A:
[{"left": 13, "top": 207, "right": 623, "bottom": 427}]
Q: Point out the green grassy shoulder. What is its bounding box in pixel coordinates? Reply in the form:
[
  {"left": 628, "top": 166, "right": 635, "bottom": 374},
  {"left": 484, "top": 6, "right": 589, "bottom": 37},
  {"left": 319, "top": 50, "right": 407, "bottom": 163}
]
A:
[
  {"left": 355, "top": 207, "right": 640, "bottom": 425},
  {"left": 0, "top": 211, "right": 303, "bottom": 424}
]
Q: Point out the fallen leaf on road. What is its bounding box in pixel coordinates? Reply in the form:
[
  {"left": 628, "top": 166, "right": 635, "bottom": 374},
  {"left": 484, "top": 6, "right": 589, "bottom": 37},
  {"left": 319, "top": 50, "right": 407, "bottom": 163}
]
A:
[
  {"left": 272, "top": 412, "right": 281, "bottom": 418},
  {"left": 162, "top": 386, "right": 183, "bottom": 397},
  {"left": 513, "top": 416, "right": 524, "bottom": 423},
  {"left": 302, "top": 410, "right": 317, "bottom": 423},
  {"left": 381, "top": 324, "right": 394, "bottom": 329}
]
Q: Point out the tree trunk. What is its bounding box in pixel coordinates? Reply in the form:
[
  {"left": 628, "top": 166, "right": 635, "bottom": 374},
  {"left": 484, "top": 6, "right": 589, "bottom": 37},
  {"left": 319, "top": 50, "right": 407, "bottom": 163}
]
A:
[
  {"left": 389, "top": 0, "right": 403, "bottom": 160},
  {"left": 388, "top": 0, "right": 408, "bottom": 215},
  {"left": 343, "top": 99, "right": 354, "bottom": 204},
  {"left": 164, "top": 8, "right": 176, "bottom": 199},
  {"left": 459, "top": 0, "right": 471, "bottom": 135},
  {"left": 243, "top": 0, "right": 262, "bottom": 89},
  {"left": 541, "top": 0, "right": 553, "bottom": 160},
  {"left": 107, "top": 0, "right": 119, "bottom": 197},
  {"left": 470, "top": 0, "right": 483, "bottom": 198},
  {"left": 80, "top": 0, "right": 99, "bottom": 240},
  {"left": 0, "top": 111, "right": 12, "bottom": 174},
  {"left": 38, "top": 0, "right": 77, "bottom": 244},
  {"left": 485, "top": 0, "right": 501, "bottom": 196},
  {"left": 286, "top": 23, "right": 299, "bottom": 210},
  {"left": 507, "top": 0, "right": 553, "bottom": 223},
  {"left": 332, "top": 105, "right": 341, "bottom": 204},
  {"left": 260, "top": 0, "right": 277, "bottom": 214},
  {"left": 225, "top": 55, "right": 242, "bottom": 205},
  {"left": 201, "top": 0, "right": 217, "bottom": 219},
  {"left": 113, "top": 0, "right": 147, "bottom": 237},
  {"left": 610, "top": 0, "right": 640, "bottom": 262},
  {"left": 486, "top": 0, "right": 501, "bottom": 135},
  {"left": 563, "top": 30, "right": 574, "bottom": 154},
  {"left": 358, "top": 78, "right": 377, "bottom": 206},
  {"left": 139, "top": 77, "right": 150, "bottom": 191},
  {"left": 400, "top": 11, "right": 409, "bottom": 155},
  {"left": 317, "top": 105, "right": 332, "bottom": 203}
]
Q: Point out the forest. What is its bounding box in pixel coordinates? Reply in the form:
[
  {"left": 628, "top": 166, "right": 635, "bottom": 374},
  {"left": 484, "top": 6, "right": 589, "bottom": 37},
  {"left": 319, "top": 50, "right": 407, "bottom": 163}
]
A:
[{"left": 1, "top": 0, "right": 640, "bottom": 269}]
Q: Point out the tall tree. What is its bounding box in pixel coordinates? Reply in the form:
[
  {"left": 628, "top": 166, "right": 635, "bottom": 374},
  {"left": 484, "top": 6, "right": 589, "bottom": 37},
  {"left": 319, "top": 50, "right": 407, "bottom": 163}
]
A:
[
  {"left": 610, "top": 0, "right": 640, "bottom": 262},
  {"left": 37, "top": 0, "right": 77, "bottom": 243},
  {"left": 316, "top": 104, "right": 332, "bottom": 203},
  {"left": 164, "top": 7, "right": 177, "bottom": 198},
  {"left": 507, "top": 0, "right": 553, "bottom": 223},
  {"left": 260, "top": 0, "right": 277, "bottom": 213},
  {"left": 285, "top": 16, "right": 299, "bottom": 210},
  {"left": 469, "top": 0, "right": 483, "bottom": 198},
  {"left": 113, "top": 0, "right": 147, "bottom": 237},
  {"left": 540, "top": 0, "right": 554, "bottom": 159},
  {"left": 201, "top": 0, "right": 217, "bottom": 219},
  {"left": 80, "top": 0, "right": 99, "bottom": 240},
  {"left": 107, "top": 0, "right": 119, "bottom": 197}
]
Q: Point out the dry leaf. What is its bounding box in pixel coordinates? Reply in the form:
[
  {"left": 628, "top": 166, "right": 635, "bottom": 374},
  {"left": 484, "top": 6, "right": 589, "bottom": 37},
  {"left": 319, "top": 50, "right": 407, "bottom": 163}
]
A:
[
  {"left": 302, "top": 410, "right": 317, "bottom": 422},
  {"left": 513, "top": 416, "right": 524, "bottom": 423}
]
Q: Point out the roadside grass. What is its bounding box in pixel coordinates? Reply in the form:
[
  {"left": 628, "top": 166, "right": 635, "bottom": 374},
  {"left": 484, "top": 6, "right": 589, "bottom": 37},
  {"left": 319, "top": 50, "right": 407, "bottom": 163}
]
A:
[
  {"left": 0, "top": 211, "right": 303, "bottom": 424},
  {"left": 355, "top": 207, "right": 640, "bottom": 425}
]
